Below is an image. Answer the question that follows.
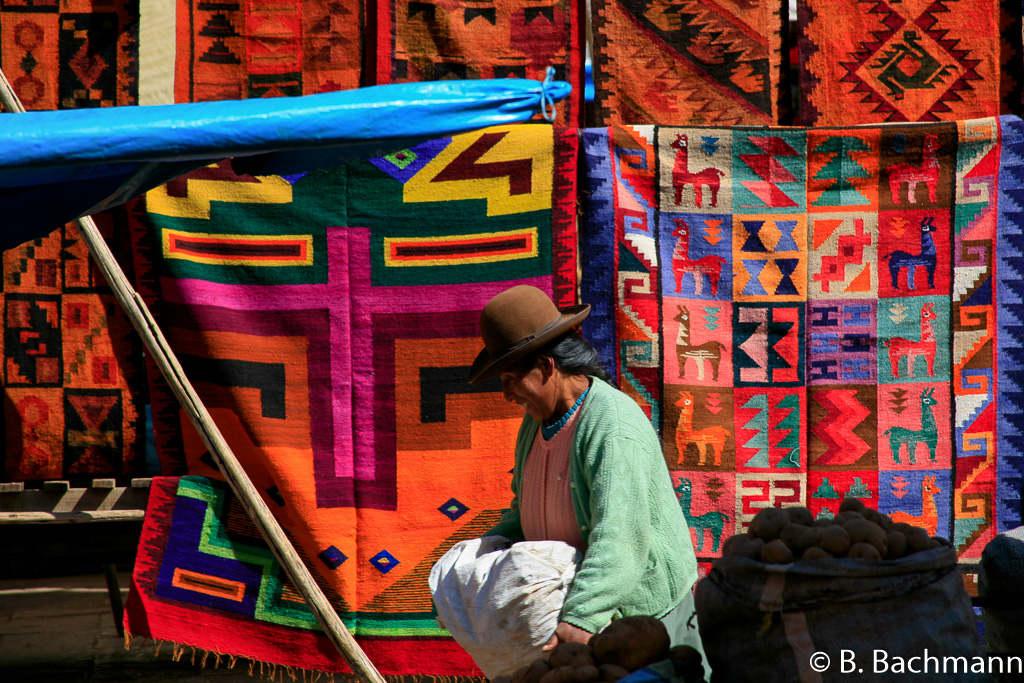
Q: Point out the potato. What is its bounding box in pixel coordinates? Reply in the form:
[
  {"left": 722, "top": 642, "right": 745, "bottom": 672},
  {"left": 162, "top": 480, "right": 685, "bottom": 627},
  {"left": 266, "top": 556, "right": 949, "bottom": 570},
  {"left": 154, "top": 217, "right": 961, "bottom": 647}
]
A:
[
  {"left": 847, "top": 542, "right": 882, "bottom": 560},
  {"left": 749, "top": 507, "right": 789, "bottom": 541},
  {"left": 933, "top": 536, "right": 952, "bottom": 547},
  {"left": 761, "top": 538, "right": 794, "bottom": 564},
  {"left": 833, "top": 510, "right": 864, "bottom": 526},
  {"left": 885, "top": 531, "right": 908, "bottom": 560},
  {"left": 777, "top": 523, "right": 805, "bottom": 549},
  {"left": 549, "top": 642, "right": 596, "bottom": 669},
  {"left": 928, "top": 537, "right": 944, "bottom": 550},
  {"left": 862, "top": 507, "right": 893, "bottom": 530},
  {"left": 722, "top": 534, "right": 765, "bottom": 560},
  {"left": 800, "top": 546, "right": 833, "bottom": 560},
  {"left": 668, "top": 645, "right": 702, "bottom": 665},
  {"left": 778, "top": 523, "right": 817, "bottom": 554},
  {"left": 597, "top": 664, "right": 630, "bottom": 682},
  {"left": 842, "top": 518, "right": 888, "bottom": 556},
  {"left": 818, "top": 524, "right": 851, "bottom": 557},
  {"left": 720, "top": 533, "right": 744, "bottom": 555},
  {"left": 812, "top": 517, "right": 834, "bottom": 528},
  {"left": 794, "top": 526, "right": 823, "bottom": 554},
  {"left": 838, "top": 497, "right": 866, "bottom": 514},
  {"left": 513, "top": 659, "right": 552, "bottom": 683},
  {"left": 784, "top": 506, "right": 814, "bottom": 526},
  {"left": 590, "top": 616, "right": 670, "bottom": 672},
  {"left": 539, "top": 665, "right": 600, "bottom": 683},
  {"left": 667, "top": 645, "right": 704, "bottom": 681},
  {"left": 493, "top": 676, "right": 513, "bottom": 683},
  {"left": 892, "top": 522, "right": 916, "bottom": 536},
  {"left": 906, "top": 527, "right": 931, "bottom": 554}
]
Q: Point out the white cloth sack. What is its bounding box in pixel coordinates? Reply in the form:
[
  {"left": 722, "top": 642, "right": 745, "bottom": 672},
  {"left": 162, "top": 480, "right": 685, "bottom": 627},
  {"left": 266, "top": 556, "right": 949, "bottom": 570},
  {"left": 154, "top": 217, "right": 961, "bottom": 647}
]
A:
[{"left": 429, "top": 536, "right": 581, "bottom": 679}]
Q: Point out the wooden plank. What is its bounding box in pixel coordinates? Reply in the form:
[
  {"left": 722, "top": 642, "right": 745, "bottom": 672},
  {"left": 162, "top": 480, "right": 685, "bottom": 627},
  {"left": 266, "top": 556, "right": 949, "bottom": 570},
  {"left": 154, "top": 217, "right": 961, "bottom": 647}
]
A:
[
  {"left": 0, "top": 484, "right": 150, "bottom": 516},
  {"left": 0, "top": 510, "right": 146, "bottom": 524}
]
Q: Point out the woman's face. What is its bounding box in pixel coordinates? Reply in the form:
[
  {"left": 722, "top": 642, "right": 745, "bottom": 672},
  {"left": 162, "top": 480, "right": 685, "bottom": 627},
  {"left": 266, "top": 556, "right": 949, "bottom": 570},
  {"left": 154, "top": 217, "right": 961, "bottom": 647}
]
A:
[{"left": 499, "top": 362, "right": 554, "bottom": 422}]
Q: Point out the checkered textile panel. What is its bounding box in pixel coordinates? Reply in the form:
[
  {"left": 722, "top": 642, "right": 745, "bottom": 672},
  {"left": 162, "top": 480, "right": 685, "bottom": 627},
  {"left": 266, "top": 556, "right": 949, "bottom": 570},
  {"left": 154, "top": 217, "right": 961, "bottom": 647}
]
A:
[
  {"left": 1, "top": 0, "right": 147, "bottom": 481},
  {"left": 578, "top": 118, "right": 1024, "bottom": 583}
]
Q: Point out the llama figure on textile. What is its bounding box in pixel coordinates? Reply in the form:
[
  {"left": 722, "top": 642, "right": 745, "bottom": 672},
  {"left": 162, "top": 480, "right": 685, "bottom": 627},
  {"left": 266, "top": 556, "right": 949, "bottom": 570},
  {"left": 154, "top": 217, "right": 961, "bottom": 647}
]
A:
[
  {"left": 671, "top": 218, "right": 726, "bottom": 296},
  {"left": 674, "top": 477, "right": 729, "bottom": 553},
  {"left": 884, "top": 302, "right": 937, "bottom": 379},
  {"left": 674, "top": 391, "right": 729, "bottom": 467},
  {"left": 670, "top": 134, "right": 725, "bottom": 208},
  {"left": 884, "top": 387, "right": 938, "bottom": 464},
  {"left": 674, "top": 305, "right": 726, "bottom": 382},
  {"left": 882, "top": 216, "right": 937, "bottom": 290},
  {"left": 890, "top": 475, "right": 941, "bottom": 537},
  {"left": 888, "top": 134, "right": 941, "bottom": 205}
]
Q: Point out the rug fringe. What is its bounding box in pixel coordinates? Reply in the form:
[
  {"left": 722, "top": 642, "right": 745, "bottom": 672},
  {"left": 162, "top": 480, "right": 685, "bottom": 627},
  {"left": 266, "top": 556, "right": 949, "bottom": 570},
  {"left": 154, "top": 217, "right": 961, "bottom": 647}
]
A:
[
  {"left": 123, "top": 634, "right": 341, "bottom": 681},
  {"left": 123, "top": 634, "right": 480, "bottom": 683}
]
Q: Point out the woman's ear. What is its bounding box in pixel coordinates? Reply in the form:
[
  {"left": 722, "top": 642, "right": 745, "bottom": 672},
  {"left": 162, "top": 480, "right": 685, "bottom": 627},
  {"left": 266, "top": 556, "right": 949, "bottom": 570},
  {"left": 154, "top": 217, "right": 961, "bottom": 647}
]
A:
[{"left": 538, "top": 355, "right": 556, "bottom": 380}]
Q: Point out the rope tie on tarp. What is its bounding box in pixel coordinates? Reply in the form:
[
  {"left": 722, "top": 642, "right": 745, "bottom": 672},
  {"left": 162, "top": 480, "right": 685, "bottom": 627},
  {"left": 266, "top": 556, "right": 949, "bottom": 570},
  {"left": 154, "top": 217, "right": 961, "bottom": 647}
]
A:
[{"left": 540, "top": 66, "right": 557, "bottom": 122}]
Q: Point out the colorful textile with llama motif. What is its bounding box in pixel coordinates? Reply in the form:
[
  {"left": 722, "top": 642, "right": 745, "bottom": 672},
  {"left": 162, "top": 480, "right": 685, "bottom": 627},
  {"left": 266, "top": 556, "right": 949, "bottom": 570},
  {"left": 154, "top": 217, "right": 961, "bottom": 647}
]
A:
[
  {"left": 124, "top": 125, "right": 579, "bottom": 675},
  {"left": 796, "top": 0, "right": 1023, "bottom": 125},
  {"left": 578, "top": 118, "right": 1023, "bottom": 576}
]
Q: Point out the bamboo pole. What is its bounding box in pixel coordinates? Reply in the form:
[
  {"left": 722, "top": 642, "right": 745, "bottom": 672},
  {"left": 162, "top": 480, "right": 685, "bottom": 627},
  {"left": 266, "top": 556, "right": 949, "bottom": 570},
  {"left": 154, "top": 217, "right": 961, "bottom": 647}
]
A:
[{"left": 0, "top": 68, "right": 387, "bottom": 683}]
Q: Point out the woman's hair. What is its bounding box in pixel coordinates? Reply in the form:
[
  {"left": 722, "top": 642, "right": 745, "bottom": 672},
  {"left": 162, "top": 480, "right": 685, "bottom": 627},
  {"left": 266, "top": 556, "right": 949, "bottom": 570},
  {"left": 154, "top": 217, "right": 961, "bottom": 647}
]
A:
[{"left": 510, "top": 330, "right": 612, "bottom": 383}]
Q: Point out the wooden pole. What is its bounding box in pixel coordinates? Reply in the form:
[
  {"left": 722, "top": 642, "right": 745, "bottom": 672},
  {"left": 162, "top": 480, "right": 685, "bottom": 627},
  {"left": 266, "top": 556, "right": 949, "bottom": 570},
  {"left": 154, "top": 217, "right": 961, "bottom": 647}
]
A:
[{"left": 0, "top": 69, "right": 388, "bottom": 683}]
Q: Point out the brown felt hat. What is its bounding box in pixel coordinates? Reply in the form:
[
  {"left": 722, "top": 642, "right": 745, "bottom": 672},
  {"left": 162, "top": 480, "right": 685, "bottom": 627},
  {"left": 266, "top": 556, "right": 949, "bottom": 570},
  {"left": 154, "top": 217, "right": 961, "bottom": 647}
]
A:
[{"left": 468, "top": 285, "right": 590, "bottom": 384}]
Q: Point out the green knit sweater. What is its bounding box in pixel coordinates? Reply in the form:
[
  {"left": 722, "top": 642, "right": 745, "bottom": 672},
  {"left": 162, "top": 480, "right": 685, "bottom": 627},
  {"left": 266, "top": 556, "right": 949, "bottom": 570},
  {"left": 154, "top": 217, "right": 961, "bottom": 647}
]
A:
[{"left": 486, "top": 377, "right": 698, "bottom": 634}]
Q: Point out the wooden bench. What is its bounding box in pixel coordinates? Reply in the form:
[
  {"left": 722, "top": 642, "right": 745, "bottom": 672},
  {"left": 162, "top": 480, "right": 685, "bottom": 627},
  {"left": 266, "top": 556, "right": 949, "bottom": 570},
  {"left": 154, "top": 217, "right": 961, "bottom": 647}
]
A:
[{"left": 0, "top": 478, "right": 152, "bottom": 636}]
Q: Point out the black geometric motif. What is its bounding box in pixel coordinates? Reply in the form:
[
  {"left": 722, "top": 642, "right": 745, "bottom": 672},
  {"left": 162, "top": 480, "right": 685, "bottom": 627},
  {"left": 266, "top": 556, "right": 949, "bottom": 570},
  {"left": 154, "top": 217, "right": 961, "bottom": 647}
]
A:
[
  {"left": 419, "top": 366, "right": 501, "bottom": 423},
  {"left": 4, "top": 293, "right": 62, "bottom": 387}
]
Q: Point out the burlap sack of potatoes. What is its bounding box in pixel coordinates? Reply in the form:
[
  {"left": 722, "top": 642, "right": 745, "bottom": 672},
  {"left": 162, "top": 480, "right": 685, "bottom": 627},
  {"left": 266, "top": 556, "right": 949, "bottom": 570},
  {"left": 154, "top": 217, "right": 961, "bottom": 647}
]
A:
[
  {"left": 694, "top": 546, "right": 988, "bottom": 682},
  {"left": 979, "top": 524, "right": 1024, "bottom": 681}
]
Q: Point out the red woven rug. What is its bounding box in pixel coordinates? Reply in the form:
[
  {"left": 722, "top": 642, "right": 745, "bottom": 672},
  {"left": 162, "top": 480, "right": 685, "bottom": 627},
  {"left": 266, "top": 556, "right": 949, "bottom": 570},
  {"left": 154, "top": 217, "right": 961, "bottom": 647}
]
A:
[
  {"left": 173, "top": 0, "right": 363, "bottom": 102},
  {"left": 373, "top": 0, "right": 584, "bottom": 126},
  {"left": 126, "top": 475, "right": 490, "bottom": 678},
  {"left": 796, "top": 0, "right": 1023, "bottom": 125},
  {"left": 590, "top": 0, "right": 787, "bottom": 126}
]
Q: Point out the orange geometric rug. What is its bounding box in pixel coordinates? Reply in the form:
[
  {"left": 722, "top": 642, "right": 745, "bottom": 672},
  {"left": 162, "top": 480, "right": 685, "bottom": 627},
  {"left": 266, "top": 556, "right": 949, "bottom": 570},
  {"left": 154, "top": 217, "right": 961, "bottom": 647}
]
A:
[
  {"left": 590, "top": 0, "right": 788, "bottom": 126},
  {"left": 796, "top": 0, "right": 1023, "bottom": 125}
]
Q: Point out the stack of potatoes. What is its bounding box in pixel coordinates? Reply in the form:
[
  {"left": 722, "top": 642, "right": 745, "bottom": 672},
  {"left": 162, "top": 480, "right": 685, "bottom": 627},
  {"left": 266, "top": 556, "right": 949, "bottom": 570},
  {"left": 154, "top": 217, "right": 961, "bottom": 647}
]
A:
[
  {"left": 721, "top": 498, "right": 951, "bottom": 564},
  {"left": 493, "top": 617, "right": 704, "bottom": 683}
]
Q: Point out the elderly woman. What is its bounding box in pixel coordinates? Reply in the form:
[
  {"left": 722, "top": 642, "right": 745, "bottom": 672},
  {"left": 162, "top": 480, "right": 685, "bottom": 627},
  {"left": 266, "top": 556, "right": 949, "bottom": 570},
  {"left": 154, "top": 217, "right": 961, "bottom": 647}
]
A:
[{"left": 469, "top": 285, "right": 703, "bottom": 661}]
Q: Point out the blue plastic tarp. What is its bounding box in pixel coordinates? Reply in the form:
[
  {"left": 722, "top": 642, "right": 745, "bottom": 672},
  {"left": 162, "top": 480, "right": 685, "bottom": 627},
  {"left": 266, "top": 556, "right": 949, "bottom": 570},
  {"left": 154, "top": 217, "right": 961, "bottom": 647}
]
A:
[{"left": 0, "top": 77, "right": 569, "bottom": 250}]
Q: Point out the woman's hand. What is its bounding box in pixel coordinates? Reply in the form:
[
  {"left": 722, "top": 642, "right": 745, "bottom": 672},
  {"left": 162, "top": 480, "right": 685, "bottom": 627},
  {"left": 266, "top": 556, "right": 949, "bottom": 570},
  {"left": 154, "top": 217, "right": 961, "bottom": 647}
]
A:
[{"left": 541, "top": 621, "right": 593, "bottom": 650}]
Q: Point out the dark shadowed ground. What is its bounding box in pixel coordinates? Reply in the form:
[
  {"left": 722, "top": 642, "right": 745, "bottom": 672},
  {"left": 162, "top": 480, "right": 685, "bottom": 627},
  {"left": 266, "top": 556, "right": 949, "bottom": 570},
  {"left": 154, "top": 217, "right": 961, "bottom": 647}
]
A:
[{"left": 0, "top": 572, "right": 259, "bottom": 682}]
